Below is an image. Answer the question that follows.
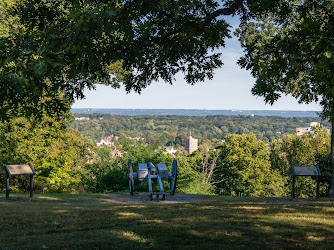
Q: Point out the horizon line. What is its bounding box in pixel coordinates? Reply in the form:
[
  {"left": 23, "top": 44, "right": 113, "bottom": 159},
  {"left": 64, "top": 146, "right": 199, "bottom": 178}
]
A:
[{"left": 71, "top": 108, "right": 322, "bottom": 112}]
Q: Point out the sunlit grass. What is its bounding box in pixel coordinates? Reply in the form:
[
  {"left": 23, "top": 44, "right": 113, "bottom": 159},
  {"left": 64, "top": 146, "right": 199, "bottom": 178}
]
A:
[
  {"left": 117, "top": 212, "right": 143, "bottom": 218},
  {"left": 113, "top": 230, "right": 150, "bottom": 244},
  {"left": 0, "top": 193, "right": 333, "bottom": 249}
]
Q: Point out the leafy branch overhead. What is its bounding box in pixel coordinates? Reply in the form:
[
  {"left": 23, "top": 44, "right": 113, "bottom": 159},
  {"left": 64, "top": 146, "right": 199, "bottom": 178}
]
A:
[
  {"left": 234, "top": 0, "right": 334, "bottom": 197},
  {"left": 1, "top": 0, "right": 333, "bottom": 121},
  {"left": 236, "top": 0, "right": 334, "bottom": 119},
  {"left": 0, "top": 1, "right": 221, "bottom": 116},
  {"left": 0, "top": 0, "right": 287, "bottom": 118}
]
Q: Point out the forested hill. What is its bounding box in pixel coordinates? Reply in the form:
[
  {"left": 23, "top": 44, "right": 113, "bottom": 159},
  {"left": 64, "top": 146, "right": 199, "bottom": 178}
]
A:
[{"left": 71, "top": 113, "right": 329, "bottom": 145}]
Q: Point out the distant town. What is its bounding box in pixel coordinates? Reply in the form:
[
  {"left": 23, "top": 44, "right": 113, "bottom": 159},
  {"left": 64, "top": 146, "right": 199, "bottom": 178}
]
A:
[{"left": 88, "top": 120, "right": 325, "bottom": 159}]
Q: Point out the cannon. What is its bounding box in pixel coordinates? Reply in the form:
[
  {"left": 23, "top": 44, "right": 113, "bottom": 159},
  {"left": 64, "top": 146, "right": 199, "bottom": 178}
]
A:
[{"left": 128, "top": 159, "right": 178, "bottom": 200}]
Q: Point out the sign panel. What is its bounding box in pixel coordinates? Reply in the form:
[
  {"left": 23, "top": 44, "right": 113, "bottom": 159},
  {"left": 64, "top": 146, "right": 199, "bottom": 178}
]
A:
[
  {"left": 292, "top": 166, "right": 321, "bottom": 176},
  {"left": 5, "top": 164, "right": 35, "bottom": 176}
]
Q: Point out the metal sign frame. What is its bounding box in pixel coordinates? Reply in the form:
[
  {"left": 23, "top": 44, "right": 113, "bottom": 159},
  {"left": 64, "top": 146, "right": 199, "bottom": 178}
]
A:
[
  {"left": 4, "top": 164, "right": 36, "bottom": 198},
  {"left": 292, "top": 165, "right": 321, "bottom": 199}
]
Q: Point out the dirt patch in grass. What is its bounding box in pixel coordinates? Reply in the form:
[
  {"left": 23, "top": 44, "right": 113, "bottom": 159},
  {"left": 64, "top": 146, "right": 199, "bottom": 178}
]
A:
[
  {"left": 107, "top": 192, "right": 204, "bottom": 204},
  {"left": 0, "top": 193, "right": 205, "bottom": 205}
]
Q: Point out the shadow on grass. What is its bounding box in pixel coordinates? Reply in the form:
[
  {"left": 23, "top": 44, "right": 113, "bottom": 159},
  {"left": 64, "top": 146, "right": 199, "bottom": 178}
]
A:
[
  {"left": 0, "top": 193, "right": 108, "bottom": 203},
  {"left": 0, "top": 195, "right": 334, "bottom": 249}
]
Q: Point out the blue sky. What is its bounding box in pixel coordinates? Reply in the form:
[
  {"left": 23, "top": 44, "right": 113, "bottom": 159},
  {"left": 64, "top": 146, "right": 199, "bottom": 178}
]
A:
[{"left": 72, "top": 16, "right": 321, "bottom": 111}]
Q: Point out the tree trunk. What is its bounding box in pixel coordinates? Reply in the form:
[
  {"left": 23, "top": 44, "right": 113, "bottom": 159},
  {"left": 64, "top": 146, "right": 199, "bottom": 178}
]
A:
[{"left": 328, "top": 120, "right": 334, "bottom": 197}]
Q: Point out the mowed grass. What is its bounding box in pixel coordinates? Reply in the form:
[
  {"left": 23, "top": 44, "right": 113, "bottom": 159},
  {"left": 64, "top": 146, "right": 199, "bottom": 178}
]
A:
[{"left": 0, "top": 193, "right": 334, "bottom": 249}]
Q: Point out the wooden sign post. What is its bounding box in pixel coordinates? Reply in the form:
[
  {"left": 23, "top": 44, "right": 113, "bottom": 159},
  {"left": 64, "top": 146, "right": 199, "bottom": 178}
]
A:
[
  {"left": 4, "top": 164, "right": 36, "bottom": 198},
  {"left": 292, "top": 166, "right": 321, "bottom": 199}
]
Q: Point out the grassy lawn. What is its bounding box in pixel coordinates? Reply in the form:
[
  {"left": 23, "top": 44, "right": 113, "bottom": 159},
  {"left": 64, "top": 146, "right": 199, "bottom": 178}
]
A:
[{"left": 0, "top": 193, "right": 333, "bottom": 249}]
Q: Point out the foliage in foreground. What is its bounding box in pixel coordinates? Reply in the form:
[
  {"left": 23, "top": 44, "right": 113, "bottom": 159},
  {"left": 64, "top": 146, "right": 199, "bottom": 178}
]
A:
[
  {"left": 271, "top": 126, "right": 332, "bottom": 197},
  {"left": 0, "top": 0, "right": 232, "bottom": 118},
  {"left": 237, "top": 0, "right": 334, "bottom": 196},
  {"left": 0, "top": 115, "right": 92, "bottom": 192},
  {"left": 0, "top": 112, "right": 332, "bottom": 198},
  {"left": 216, "top": 134, "right": 285, "bottom": 197},
  {"left": 77, "top": 128, "right": 333, "bottom": 198}
]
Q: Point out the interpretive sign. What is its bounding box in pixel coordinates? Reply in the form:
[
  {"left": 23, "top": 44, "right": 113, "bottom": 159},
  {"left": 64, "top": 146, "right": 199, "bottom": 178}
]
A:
[
  {"left": 4, "top": 164, "right": 36, "bottom": 198},
  {"left": 5, "top": 164, "right": 35, "bottom": 176},
  {"left": 292, "top": 166, "right": 321, "bottom": 198},
  {"left": 293, "top": 166, "right": 321, "bottom": 176}
]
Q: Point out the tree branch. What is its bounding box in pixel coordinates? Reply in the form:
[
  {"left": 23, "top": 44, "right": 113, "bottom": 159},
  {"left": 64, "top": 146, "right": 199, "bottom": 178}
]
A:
[
  {"left": 54, "top": 30, "right": 82, "bottom": 55},
  {"left": 147, "top": 0, "right": 245, "bottom": 45},
  {"left": 200, "top": 0, "right": 244, "bottom": 27},
  {"left": 210, "top": 178, "right": 227, "bottom": 184}
]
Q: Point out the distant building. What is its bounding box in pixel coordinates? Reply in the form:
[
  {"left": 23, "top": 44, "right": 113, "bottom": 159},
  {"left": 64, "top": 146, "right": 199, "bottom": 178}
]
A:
[
  {"left": 296, "top": 127, "right": 312, "bottom": 136},
  {"left": 96, "top": 139, "right": 112, "bottom": 147},
  {"left": 114, "top": 136, "right": 120, "bottom": 143},
  {"left": 96, "top": 134, "right": 143, "bottom": 147},
  {"left": 127, "top": 136, "right": 144, "bottom": 141},
  {"left": 96, "top": 135, "right": 114, "bottom": 147},
  {"left": 112, "top": 150, "right": 123, "bottom": 158},
  {"left": 103, "top": 135, "right": 114, "bottom": 142},
  {"left": 165, "top": 146, "right": 177, "bottom": 155},
  {"left": 310, "top": 122, "right": 320, "bottom": 127},
  {"left": 185, "top": 132, "right": 198, "bottom": 154},
  {"left": 296, "top": 122, "right": 320, "bottom": 136},
  {"left": 75, "top": 117, "right": 90, "bottom": 121}
]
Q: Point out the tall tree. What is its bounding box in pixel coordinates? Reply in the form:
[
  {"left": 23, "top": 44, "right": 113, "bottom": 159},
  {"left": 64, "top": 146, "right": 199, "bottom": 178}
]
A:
[
  {"left": 0, "top": 0, "right": 222, "bottom": 118},
  {"left": 0, "top": 0, "right": 280, "bottom": 119},
  {"left": 236, "top": 0, "right": 334, "bottom": 196},
  {"left": 216, "top": 133, "right": 285, "bottom": 197}
]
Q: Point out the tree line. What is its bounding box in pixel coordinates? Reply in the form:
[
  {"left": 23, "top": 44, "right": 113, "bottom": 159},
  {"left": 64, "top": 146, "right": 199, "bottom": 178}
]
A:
[{"left": 71, "top": 113, "right": 330, "bottom": 147}]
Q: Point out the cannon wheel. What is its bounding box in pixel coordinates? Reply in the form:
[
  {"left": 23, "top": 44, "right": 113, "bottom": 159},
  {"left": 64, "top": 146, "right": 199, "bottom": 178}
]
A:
[
  {"left": 128, "top": 159, "right": 134, "bottom": 195},
  {"left": 170, "top": 159, "right": 178, "bottom": 195}
]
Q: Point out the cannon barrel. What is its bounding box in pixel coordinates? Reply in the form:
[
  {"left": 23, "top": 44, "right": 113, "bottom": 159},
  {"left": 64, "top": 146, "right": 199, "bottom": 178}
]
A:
[
  {"left": 147, "top": 162, "right": 155, "bottom": 169},
  {"left": 147, "top": 162, "right": 157, "bottom": 175}
]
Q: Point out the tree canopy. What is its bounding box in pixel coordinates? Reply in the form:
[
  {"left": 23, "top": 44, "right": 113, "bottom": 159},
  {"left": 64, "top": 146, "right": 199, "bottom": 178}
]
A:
[
  {"left": 0, "top": 0, "right": 228, "bottom": 118},
  {"left": 237, "top": 0, "right": 334, "bottom": 119},
  {"left": 1, "top": 0, "right": 290, "bottom": 119},
  {"left": 0, "top": 114, "right": 92, "bottom": 192},
  {"left": 236, "top": 0, "right": 334, "bottom": 196}
]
